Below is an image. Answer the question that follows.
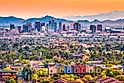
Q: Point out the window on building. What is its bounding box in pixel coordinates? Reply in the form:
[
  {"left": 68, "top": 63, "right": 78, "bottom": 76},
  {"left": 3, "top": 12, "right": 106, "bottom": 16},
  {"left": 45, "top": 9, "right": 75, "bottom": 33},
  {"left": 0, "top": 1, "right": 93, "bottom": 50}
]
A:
[
  {"left": 61, "top": 70, "right": 64, "bottom": 73},
  {"left": 90, "top": 69, "right": 92, "bottom": 72},
  {"left": 75, "top": 70, "right": 78, "bottom": 72},
  {"left": 98, "top": 69, "right": 100, "bottom": 72},
  {"left": 50, "top": 70, "right": 53, "bottom": 73}
]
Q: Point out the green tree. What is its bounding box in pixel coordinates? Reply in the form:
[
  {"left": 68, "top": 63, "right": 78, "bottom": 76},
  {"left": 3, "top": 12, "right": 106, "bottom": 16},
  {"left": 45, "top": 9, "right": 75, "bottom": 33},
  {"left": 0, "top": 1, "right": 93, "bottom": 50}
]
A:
[
  {"left": 32, "top": 74, "right": 38, "bottom": 83},
  {"left": 116, "top": 75, "right": 124, "bottom": 81},
  {"left": 83, "top": 75, "right": 93, "bottom": 81},
  {"left": 6, "top": 78, "right": 16, "bottom": 83}
]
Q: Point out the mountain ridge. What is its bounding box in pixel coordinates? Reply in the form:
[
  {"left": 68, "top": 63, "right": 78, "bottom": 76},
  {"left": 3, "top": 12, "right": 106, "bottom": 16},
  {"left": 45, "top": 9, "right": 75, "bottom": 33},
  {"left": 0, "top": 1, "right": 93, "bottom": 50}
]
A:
[
  {"left": 0, "top": 11, "right": 124, "bottom": 26},
  {"left": 64, "top": 11, "right": 124, "bottom": 21}
]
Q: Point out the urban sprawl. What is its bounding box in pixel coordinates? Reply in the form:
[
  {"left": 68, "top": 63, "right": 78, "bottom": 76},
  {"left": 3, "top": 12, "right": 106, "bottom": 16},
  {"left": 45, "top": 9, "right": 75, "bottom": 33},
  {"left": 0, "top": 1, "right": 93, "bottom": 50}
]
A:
[{"left": 0, "top": 16, "right": 124, "bottom": 83}]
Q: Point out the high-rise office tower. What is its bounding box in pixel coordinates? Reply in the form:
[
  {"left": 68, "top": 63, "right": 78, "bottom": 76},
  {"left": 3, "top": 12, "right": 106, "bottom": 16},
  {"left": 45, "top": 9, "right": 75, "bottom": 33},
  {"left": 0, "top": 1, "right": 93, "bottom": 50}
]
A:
[
  {"left": 48, "top": 19, "right": 57, "bottom": 32},
  {"left": 90, "top": 25, "right": 97, "bottom": 33},
  {"left": 10, "top": 24, "right": 15, "bottom": 30},
  {"left": 59, "top": 22, "right": 62, "bottom": 31},
  {"left": 74, "top": 22, "right": 81, "bottom": 31},
  {"left": 62, "top": 24, "right": 66, "bottom": 31},
  {"left": 35, "top": 21, "right": 41, "bottom": 32},
  {"left": 27, "top": 23, "right": 32, "bottom": 32},
  {"left": 17, "top": 26, "right": 22, "bottom": 33},
  {"left": 23, "top": 24, "right": 29, "bottom": 32},
  {"left": 97, "top": 24, "right": 102, "bottom": 31}
]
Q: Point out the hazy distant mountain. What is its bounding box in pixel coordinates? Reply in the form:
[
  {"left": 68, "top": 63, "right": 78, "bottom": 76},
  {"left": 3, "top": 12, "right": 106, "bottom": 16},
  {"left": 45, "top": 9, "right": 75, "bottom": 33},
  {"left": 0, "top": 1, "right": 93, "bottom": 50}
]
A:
[
  {"left": 39, "top": 15, "right": 56, "bottom": 22},
  {"left": 77, "top": 20, "right": 90, "bottom": 23},
  {"left": 23, "top": 15, "right": 71, "bottom": 23},
  {"left": 64, "top": 11, "right": 124, "bottom": 21},
  {"left": 0, "top": 12, "right": 124, "bottom": 27},
  {"left": 23, "top": 18, "right": 38, "bottom": 23},
  {"left": 63, "top": 16, "right": 84, "bottom": 21},
  {"left": 23, "top": 15, "right": 55, "bottom": 23},
  {"left": 0, "top": 16, "right": 25, "bottom": 26},
  {"left": 0, "top": 15, "right": 71, "bottom": 26}
]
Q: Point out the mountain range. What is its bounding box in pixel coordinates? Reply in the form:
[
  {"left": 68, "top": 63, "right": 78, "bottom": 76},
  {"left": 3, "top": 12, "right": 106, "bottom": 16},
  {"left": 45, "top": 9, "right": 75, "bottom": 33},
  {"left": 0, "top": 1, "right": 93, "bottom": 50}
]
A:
[
  {"left": 0, "top": 15, "right": 72, "bottom": 26},
  {"left": 0, "top": 11, "right": 124, "bottom": 26},
  {"left": 64, "top": 11, "right": 124, "bottom": 21}
]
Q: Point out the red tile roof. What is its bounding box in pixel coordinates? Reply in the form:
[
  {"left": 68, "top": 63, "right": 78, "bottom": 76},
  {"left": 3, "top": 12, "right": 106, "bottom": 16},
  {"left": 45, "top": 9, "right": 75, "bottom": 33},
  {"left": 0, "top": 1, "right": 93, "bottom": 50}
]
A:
[{"left": 97, "top": 77, "right": 120, "bottom": 83}]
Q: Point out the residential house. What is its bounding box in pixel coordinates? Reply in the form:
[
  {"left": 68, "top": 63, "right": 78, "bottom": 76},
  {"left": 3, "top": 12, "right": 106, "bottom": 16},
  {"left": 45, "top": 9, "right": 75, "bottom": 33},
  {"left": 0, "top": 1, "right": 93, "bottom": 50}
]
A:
[
  {"left": 30, "top": 61, "right": 40, "bottom": 69},
  {"left": 111, "top": 65, "right": 123, "bottom": 71},
  {"left": 0, "top": 70, "right": 17, "bottom": 82},
  {"left": 48, "top": 63, "right": 58, "bottom": 76},
  {"left": 73, "top": 64, "right": 86, "bottom": 75},
  {"left": 86, "top": 61, "right": 103, "bottom": 64},
  {"left": 38, "top": 63, "right": 48, "bottom": 76},
  {"left": 11, "top": 63, "right": 23, "bottom": 71},
  {"left": 94, "top": 66, "right": 103, "bottom": 74},
  {"left": 86, "top": 64, "right": 94, "bottom": 73},
  {"left": 52, "top": 78, "right": 82, "bottom": 83},
  {"left": 94, "top": 64, "right": 106, "bottom": 69},
  {"left": 64, "top": 65, "right": 72, "bottom": 74},
  {"left": 6, "top": 64, "right": 11, "bottom": 68},
  {"left": 38, "top": 63, "right": 48, "bottom": 69},
  {"left": 58, "top": 65, "right": 64, "bottom": 74},
  {"left": 51, "top": 78, "right": 66, "bottom": 83},
  {"left": 97, "top": 77, "right": 120, "bottom": 83}
]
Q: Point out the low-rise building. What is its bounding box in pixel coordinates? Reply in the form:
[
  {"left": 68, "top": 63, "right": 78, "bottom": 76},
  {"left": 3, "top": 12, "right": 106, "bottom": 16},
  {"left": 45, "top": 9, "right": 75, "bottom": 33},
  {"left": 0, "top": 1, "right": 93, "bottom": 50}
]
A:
[
  {"left": 64, "top": 65, "right": 72, "bottom": 74},
  {"left": 97, "top": 77, "right": 120, "bottom": 83},
  {"left": 94, "top": 66, "right": 103, "bottom": 74},
  {"left": 86, "top": 64, "right": 94, "bottom": 73},
  {"left": 48, "top": 63, "right": 58, "bottom": 76},
  {"left": 73, "top": 64, "right": 86, "bottom": 74},
  {"left": 0, "top": 70, "right": 17, "bottom": 82}
]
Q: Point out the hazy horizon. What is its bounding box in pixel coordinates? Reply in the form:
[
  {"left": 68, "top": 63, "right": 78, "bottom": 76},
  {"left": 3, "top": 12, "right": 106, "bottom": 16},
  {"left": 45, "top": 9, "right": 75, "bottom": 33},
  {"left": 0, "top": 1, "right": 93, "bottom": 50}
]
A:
[{"left": 0, "top": 0, "right": 124, "bottom": 19}]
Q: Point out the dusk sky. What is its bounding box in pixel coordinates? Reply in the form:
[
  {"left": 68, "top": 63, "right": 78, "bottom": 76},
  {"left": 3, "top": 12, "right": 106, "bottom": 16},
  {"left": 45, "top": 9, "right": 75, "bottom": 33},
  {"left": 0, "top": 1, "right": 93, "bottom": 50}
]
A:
[{"left": 0, "top": 0, "right": 124, "bottom": 19}]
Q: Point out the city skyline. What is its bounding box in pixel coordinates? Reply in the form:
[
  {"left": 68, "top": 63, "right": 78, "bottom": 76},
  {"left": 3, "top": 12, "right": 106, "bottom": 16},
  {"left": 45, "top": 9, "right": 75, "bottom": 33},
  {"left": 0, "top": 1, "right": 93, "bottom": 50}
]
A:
[{"left": 0, "top": 0, "right": 124, "bottom": 19}]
